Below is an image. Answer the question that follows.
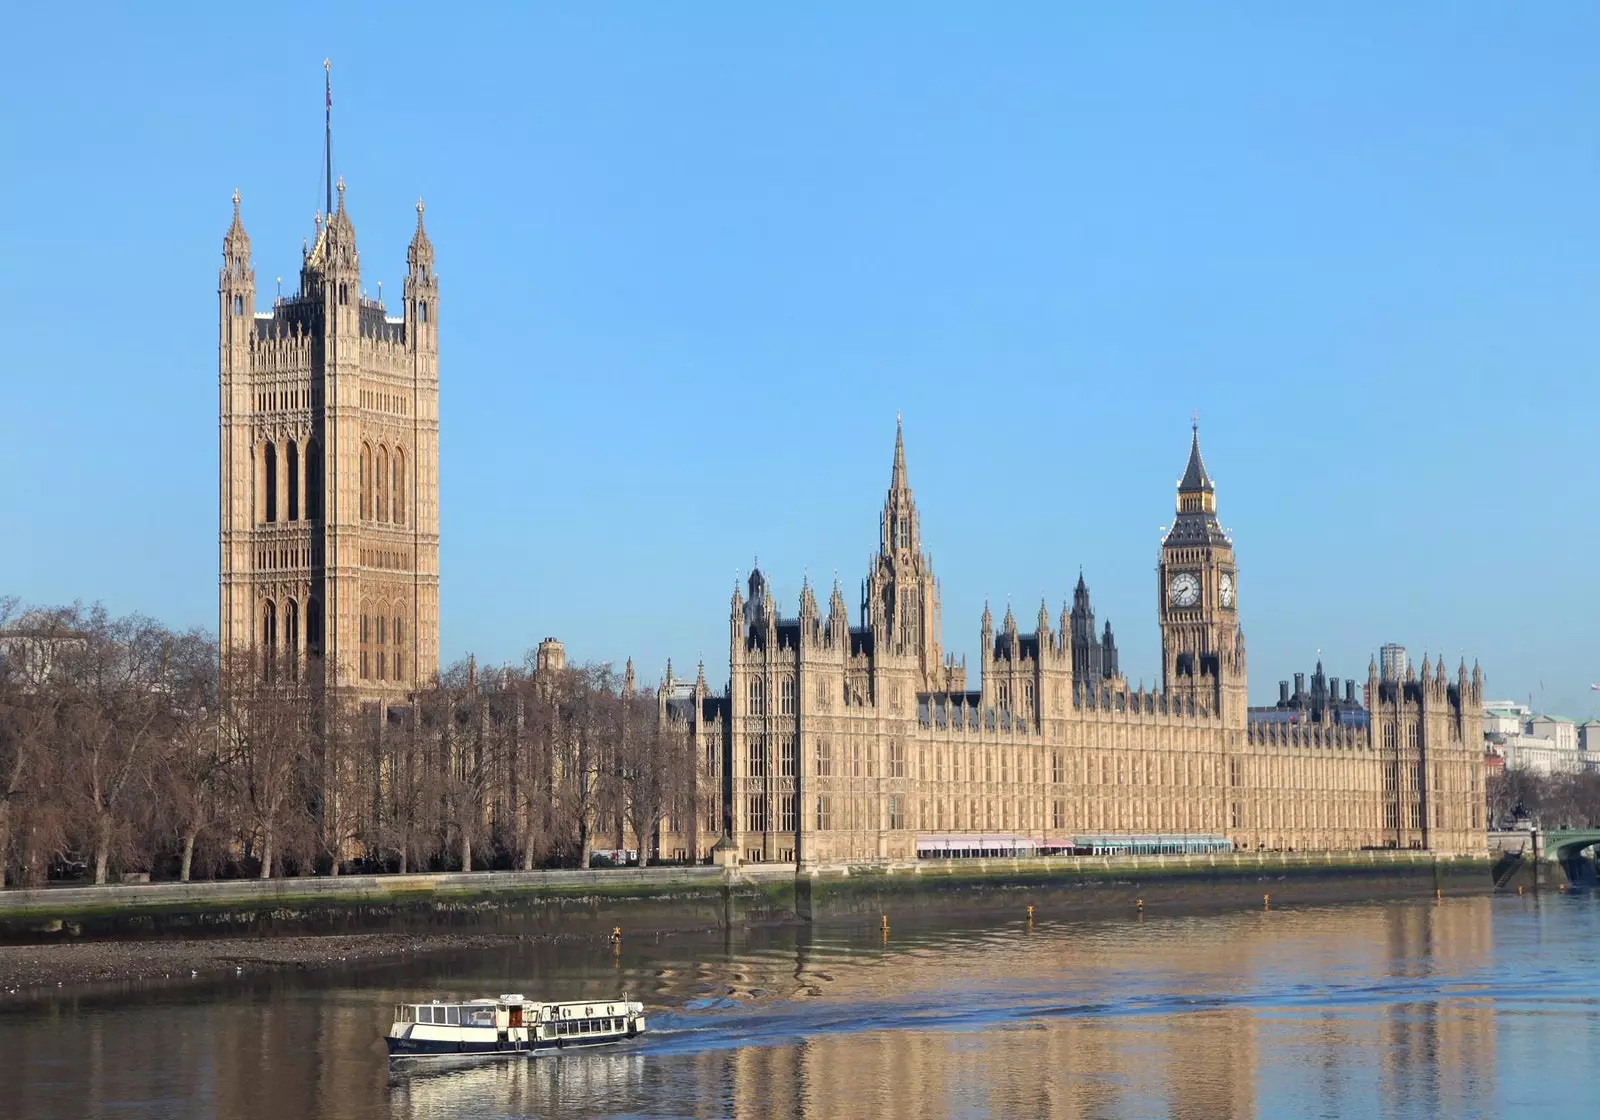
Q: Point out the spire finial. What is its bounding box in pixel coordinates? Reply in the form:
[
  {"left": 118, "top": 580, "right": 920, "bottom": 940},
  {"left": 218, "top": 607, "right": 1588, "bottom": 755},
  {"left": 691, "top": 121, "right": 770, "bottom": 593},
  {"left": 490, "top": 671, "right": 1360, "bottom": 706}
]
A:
[
  {"left": 232, "top": 189, "right": 241, "bottom": 212},
  {"left": 1179, "top": 415, "right": 1215, "bottom": 493},
  {"left": 890, "top": 413, "right": 908, "bottom": 491},
  {"left": 1192, "top": 408, "right": 1199, "bottom": 433}
]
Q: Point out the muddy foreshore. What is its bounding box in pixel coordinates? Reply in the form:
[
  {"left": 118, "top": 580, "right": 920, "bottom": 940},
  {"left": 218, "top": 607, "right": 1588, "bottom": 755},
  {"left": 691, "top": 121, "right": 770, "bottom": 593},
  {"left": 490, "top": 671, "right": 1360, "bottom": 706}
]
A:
[{"left": 0, "top": 930, "right": 612, "bottom": 1004}]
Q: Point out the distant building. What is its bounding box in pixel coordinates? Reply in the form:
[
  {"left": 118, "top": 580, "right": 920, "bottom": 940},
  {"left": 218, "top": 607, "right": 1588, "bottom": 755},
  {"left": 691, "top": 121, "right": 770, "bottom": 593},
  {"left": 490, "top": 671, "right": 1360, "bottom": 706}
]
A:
[
  {"left": 1580, "top": 721, "right": 1600, "bottom": 769},
  {"left": 1249, "top": 660, "right": 1368, "bottom": 728},
  {"left": 1483, "top": 702, "right": 1588, "bottom": 775},
  {"left": 1380, "top": 644, "right": 1409, "bottom": 683},
  {"left": 1067, "top": 572, "right": 1122, "bottom": 688}
]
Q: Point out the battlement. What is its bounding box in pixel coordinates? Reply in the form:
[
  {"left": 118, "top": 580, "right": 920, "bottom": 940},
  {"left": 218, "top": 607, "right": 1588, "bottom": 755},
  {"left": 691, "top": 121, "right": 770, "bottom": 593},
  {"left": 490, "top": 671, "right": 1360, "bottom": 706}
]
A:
[{"left": 1248, "top": 719, "right": 1369, "bottom": 750}]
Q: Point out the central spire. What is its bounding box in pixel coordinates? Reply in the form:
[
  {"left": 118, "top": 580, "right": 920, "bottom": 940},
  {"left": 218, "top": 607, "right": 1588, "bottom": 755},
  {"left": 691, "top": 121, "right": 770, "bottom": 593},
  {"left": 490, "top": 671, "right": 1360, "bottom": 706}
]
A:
[
  {"left": 890, "top": 411, "right": 908, "bottom": 493},
  {"left": 880, "top": 414, "right": 918, "bottom": 559}
]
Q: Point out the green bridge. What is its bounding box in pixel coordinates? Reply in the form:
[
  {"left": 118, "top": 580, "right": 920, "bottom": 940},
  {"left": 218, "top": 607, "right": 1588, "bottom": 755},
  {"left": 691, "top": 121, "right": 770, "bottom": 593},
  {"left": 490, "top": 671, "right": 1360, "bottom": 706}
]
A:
[{"left": 1542, "top": 830, "right": 1600, "bottom": 886}]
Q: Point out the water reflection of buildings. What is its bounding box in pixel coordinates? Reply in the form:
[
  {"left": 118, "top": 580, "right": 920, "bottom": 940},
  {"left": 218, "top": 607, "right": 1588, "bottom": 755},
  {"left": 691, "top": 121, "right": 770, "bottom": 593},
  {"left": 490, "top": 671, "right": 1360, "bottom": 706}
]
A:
[
  {"left": 703, "top": 900, "right": 1496, "bottom": 1120},
  {"left": 1, "top": 901, "right": 1499, "bottom": 1119}
]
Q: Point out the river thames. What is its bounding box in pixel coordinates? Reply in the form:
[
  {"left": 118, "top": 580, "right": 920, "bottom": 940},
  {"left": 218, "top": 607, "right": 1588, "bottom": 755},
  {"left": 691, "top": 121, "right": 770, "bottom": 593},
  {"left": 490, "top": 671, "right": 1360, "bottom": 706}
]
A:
[{"left": 3, "top": 893, "right": 1597, "bottom": 1118}]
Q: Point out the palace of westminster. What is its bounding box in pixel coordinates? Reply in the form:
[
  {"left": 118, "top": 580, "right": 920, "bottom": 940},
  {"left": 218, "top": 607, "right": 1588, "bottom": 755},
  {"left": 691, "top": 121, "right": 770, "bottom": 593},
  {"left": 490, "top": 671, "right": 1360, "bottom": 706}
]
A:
[{"left": 218, "top": 169, "right": 1487, "bottom": 869}]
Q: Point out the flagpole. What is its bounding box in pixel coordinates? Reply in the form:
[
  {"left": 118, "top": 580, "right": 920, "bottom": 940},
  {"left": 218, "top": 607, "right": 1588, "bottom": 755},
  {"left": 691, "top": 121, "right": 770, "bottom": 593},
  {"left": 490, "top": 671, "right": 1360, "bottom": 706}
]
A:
[{"left": 324, "top": 59, "right": 332, "bottom": 219}]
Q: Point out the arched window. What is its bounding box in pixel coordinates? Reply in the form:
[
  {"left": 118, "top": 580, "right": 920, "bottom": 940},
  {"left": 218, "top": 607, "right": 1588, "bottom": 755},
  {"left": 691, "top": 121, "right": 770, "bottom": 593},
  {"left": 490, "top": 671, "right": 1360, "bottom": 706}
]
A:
[
  {"left": 286, "top": 439, "right": 300, "bottom": 521},
  {"left": 305, "top": 439, "right": 322, "bottom": 520},
  {"left": 261, "top": 599, "right": 277, "bottom": 676},
  {"left": 748, "top": 677, "right": 765, "bottom": 716},
  {"left": 419, "top": 301, "right": 428, "bottom": 324},
  {"left": 284, "top": 599, "right": 299, "bottom": 673},
  {"left": 261, "top": 441, "right": 278, "bottom": 524},
  {"left": 359, "top": 608, "right": 371, "bottom": 679},
  {"left": 393, "top": 447, "right": 406, "bottom": 526},
  {"left": 360, "top": 443, "right": 372, "bottom": 520},
  {"left": 393, "top": 615, "right": 405, "bottom": 681},
  {"left": 376, "top": 614, "right": 387, "bottom": 645},
  {"left": 306, "top": 597, "right": 323, "bottom": 657},
  {"left": 375, "top": 446, "right": 389, "bottom": 521}
]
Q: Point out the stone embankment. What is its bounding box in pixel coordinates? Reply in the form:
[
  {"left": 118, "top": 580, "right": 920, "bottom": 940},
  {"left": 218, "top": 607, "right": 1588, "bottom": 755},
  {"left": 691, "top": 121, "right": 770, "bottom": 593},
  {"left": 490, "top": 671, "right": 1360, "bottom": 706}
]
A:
[{"left": 0, "top": 850, "right": 1494, "bottom": 999}]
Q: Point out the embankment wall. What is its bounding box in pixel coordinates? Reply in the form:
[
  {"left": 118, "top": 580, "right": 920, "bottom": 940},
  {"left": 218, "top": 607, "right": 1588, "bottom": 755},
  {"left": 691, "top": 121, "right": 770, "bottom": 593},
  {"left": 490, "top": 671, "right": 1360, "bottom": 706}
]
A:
[{"left": 0, "top": 851, "right": 1494, "bottom": 943}]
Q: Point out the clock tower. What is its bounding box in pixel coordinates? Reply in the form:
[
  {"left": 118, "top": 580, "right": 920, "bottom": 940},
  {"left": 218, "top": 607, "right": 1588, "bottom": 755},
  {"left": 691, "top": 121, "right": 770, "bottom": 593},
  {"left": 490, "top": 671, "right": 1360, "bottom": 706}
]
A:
[{"left": 1157, "top": 422, "right": 1244, "bottom": 718}]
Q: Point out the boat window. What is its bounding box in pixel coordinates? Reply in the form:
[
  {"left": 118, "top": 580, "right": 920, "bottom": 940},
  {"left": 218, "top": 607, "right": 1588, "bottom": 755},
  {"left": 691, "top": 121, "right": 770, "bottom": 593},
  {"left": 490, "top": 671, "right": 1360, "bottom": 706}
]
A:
[
  {"left": 468, "top": 1008, "right": 493, "bottom": 1026},
  {"left": 446, "top": 1006, "right": 460, "bottom": 1026}
]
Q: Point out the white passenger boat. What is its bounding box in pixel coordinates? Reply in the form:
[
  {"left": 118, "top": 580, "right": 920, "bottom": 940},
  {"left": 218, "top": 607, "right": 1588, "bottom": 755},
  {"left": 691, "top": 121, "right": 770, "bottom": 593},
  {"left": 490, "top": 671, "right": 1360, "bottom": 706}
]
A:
[{"left": 386, "top": 993, "right": 646, "bottom": 1059}]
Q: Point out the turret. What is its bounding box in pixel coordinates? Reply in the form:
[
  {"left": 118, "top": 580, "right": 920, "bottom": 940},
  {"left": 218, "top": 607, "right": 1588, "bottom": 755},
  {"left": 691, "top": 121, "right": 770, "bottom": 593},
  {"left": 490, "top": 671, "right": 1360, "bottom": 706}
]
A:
[
  {"left": 729, "top": 576, "right": 745, "bottom": 647},
  {"left": 220, "top": 190, "right": 255, "bottom": 336},
  {"left": 406, "top": 198, "right": 438, "bottom": 353},
  {"left": 798, "top": 574, "right": 819, "bottom": 641},
  {"left": 827, "top": 577, "right": 848, "bottom": 646}
]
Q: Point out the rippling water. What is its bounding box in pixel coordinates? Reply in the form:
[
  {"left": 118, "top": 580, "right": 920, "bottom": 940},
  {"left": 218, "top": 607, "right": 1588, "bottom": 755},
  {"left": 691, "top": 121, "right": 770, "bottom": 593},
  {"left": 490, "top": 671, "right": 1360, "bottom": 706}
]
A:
[{"left": 5, "top": 894, "right": 1599, "bottom": 1118}]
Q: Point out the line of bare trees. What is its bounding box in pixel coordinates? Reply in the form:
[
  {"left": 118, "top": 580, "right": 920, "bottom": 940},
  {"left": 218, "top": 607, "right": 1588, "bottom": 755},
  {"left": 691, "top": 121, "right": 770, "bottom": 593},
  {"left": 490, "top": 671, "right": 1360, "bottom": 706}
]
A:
[
  {"left": 1486, "top": 765, "right": 1600, "bottom": 831},
  {"left": 0, "top": 598, "right": 700, "bottom": 889}
]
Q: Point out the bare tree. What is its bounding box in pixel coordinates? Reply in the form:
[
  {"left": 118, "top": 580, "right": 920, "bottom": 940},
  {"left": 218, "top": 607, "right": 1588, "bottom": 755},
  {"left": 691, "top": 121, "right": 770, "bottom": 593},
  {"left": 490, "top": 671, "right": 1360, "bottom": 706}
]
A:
[
  {"left": 0, "top": 599, "right": 77, "bottom": 886},
  {"left": 56, "top": 609, "right": 183, "bottom": 884},
  {"left": 161, "top": 631, "right": 224, "bottom": 881},
  {"left": 222, "top": 647, "right": 319, "bottom": 878}
]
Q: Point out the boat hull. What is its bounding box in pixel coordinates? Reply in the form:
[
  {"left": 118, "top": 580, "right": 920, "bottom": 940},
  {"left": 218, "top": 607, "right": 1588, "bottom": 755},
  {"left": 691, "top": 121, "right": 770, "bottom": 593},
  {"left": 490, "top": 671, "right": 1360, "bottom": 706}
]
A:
[{"left": 387, "top": 1033, "right": 636, "bottom": 1059}]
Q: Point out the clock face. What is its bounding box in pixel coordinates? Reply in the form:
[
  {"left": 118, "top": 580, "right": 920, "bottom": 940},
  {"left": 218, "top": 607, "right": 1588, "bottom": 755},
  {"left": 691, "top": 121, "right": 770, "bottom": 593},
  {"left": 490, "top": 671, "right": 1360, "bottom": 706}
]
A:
[
  {"left": 1168, "top": 572, "right": 1201, "bottom": 608},
  {"left": 1219, "top": 572, "right": 1235, "bottom": 608}
]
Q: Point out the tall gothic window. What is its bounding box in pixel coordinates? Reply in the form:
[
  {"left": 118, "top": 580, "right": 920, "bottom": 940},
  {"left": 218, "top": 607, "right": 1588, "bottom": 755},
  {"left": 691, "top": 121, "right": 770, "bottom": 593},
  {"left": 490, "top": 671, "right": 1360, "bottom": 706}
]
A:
[
  {"left": 306, "top": 597, "right": 323, "bottom": 657},
  {"left": 376, "top": 446, "right": 389, "bottom": 521},
  {"left": 304, "top": 439, "right": 322, "bottom": 521},
  {"left": 779, "top": 794, "right": 796, "bottom": 833},
  {"left": 261, "top": 599, "right": 277, "bottom": 679},
  {"left": 284, "top": 599, "right": 299, "bottom": 668},
  {"left": 263, "top": 441, "right": 278, "bottom": 523},
  {"left": 360, "top": 443, "right": 372, "bottom": 520},
  {"left": 749, "top": 794, "right": 768, "bottom": 833},
  {"left": 748, "top": 678, "right": 765, "bottom": 716},
  {"left": 286, "top": 439, "right": 300, "bottom": 521},
  {"left": 779, "top": 677, "right": 795, "bottom": 715},
  {"left": 393, "top": 448, "right": 407, "bottom": 526}
]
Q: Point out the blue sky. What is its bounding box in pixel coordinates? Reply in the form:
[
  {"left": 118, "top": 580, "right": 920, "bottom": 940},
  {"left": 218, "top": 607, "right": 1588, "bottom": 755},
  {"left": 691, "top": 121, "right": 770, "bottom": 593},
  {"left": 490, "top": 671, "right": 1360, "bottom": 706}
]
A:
[{"left": 1, "top": 4, "right": 1596, "bottom": 715}]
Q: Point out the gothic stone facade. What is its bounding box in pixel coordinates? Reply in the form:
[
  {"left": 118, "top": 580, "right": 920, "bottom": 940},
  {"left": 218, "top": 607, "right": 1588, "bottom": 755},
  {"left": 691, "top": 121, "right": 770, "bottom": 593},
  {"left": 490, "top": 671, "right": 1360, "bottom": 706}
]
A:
[
  {"left": 660, "top": 422, "right": 1486, "bottom": 866},
  {"left": 218, "top": 184, "right": 440, "bottom": 698}
]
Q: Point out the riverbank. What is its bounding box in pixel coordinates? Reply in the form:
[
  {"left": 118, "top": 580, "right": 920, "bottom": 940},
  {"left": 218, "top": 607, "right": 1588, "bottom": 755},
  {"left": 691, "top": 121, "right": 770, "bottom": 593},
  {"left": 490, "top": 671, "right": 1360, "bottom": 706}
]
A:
[
  {"left": 0, "top": 931, "right": 549, "bottom": 999},
  {"left": 0, "top": 851, "right": 1497, "bottom": 943},
  {"left": 0, "top": 850, "right": 1504, "bottom": 1003}
]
